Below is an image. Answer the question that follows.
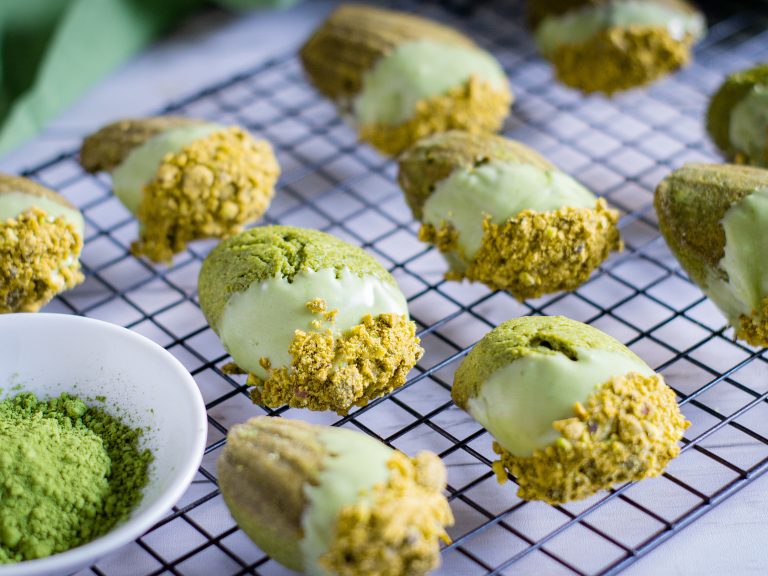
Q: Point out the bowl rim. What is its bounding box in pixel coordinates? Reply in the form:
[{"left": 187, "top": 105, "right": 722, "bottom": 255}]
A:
[{"left": 0, "top": 313, "right": 208, "bottom": 576}]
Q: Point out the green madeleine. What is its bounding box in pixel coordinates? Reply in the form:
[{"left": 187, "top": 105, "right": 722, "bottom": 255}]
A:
[
  {"left": 451, "top": 316, "right": 689, "bottom": 504},
  {"left": 112, "top": 122, "right": 223, "bottom": 214},
  {"left": 729, "top": 85, "right": 768, "bottom": 167},
  {"left": 535, "top": 0, "right": 705, "bottom": 56},
  {"left": 655, "top": 163, "right": 768, "bottom": 345},
  {"left": 421, "top": 159, "right": 597, "bottom": 259},
  {"left": 354, "top": 39, "right": 507, "bottom": 127},
  {"left": 199, "top": 226, "right": 421, "bottom": 415},
  {"left": 217, "top": 417, "right": 452, "bottom": 575},
  {"left": 300, "top": 428, "right": 392, "bottom": 576},
  {"left": 218, "top": 268, "right": 408, "bottom": 378}
]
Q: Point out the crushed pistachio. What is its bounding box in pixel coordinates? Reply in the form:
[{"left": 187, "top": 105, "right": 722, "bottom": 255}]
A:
[
  {"left": 325, "top": 309, "right": 339, "bottom": 323},
  {"left": 548, "top": 27, "right": 695, "bottom": 95},
  {"left": 0, "top": 208, "right": 83, "bottom": 313},
  {"left": 132, "top": 127, "right": 280, "bottom": 263},
  {"left": 249, "top": 313, "right": 423, "bottom": 415},
  {"left": 494, "top": 372, "right": 689, "bottom": 505},
  {"left": 307, "top": 298, "right": 338, "bottom": 330},
  {"left": 222, "top": 362, "right": 246, "bottom": 375},
  {"left": 737, "top": 297, "right": 768, "bottom": 347},
  {"left": 306, "top": 298, "right": 328, "bottom": 314},
  {"left": 321, "top": 451, "right": 453, "bottom": 576},
  {"left": 418, "top": 221, "right": 460, "bottom": 255},
  {"left": 420, "top": 199, "right": 621, "bottom": 300},
  {"left": 358, "top": 76, "right": 512, "bottom": 156}
]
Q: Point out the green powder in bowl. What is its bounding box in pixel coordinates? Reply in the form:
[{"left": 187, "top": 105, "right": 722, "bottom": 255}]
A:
[{"left": 0, "top": 392, "right": 152, "bottom": 564}]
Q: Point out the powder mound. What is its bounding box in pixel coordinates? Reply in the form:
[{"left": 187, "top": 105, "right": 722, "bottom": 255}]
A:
[
  {"left": 737, "top": 297, "right": 768, "bottom": 347},
  {"left": 493, "top": 372, "right": 689, "bottom": 505},
  {"left": 0, "top": 393, "right": 151, "bottom": 564},
  {"left": 0, "top": 208, "right": 83, "bottom": 313},
  {"left": 420, "top": 199, "right": 621, "bottom": 300},
  {"left": 549, "top": 26, "right": 695, "bottom": 95},
  {"left": 320, "top": 451, "right": 454, "bottom": 576},
  {"left": 358, "top": 76, "right": 512, "bottom": 156},
  {"left": 132, "top": 126, "right": 280, "bottom": 263},
  {"left": 248, "top": 313, "right": 423, "bottom": 415}
]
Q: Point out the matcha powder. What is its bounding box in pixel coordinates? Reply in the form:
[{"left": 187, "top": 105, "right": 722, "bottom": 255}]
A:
[{"left": 0, "top": 393, "right": 152, "bottom": 564}]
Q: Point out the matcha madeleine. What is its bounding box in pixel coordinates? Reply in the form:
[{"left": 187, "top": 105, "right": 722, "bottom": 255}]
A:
[
  {"left": 198, "top": 225, "right": 422, "bottom": 414},
  {"left": 529, "top": 0, "right": 706, "bottom": 95},
  {"left": 0, "top": 174, "right": 84, "bottom": 313},
  {"left": 707, "top": 63, "right": 768, "bottom": 167},
  {"left": 80, "top": 117, "right": 280, "bottom": 263},
  {"left": 397, "top": 131, "right": 622, "bottom": 299},
  {"left": 218, "top": 417, "right": 453, "bottom": 575},
  {"left": 452, "top": 316, "right": 689, "bottom": 505},
  {"left": 656, "top": 163, "right": 768, "bottom": 347},
  {"left": 300, "top": 4, "right": 512, "bottom": 155}
]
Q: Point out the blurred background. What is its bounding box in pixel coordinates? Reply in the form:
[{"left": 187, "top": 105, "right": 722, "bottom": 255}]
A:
[{"left": 0, "top": 0, "right": 764, "bottom": 165}]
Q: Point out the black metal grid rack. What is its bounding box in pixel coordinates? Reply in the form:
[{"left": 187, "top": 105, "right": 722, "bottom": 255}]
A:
[{"left": 20, "top": 1, "right": 768, "bottom": 574}]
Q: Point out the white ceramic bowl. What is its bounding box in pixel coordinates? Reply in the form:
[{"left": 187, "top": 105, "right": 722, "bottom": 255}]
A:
[{"left": 0, "top": 314, "right": 207, "bottom": 576}]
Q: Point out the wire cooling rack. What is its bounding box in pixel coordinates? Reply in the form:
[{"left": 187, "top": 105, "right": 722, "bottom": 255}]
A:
[{"left": 19, "top": 0, "right": 768, "bottom": 574}]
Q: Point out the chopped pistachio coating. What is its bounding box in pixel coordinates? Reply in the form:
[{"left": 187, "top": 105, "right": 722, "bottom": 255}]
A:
[
  {"left": 0, "top": 208, "right": 83, "bottom": 313},
  {"left": 421, "top": 200, "right": 621, "bottom": 299},
  {"left": 494, "top": 372, "right": 689, "bottom": 504},
  {"left": 131, "top": 126, "right": 279, "bottom": 262},
  {"left": 530, "top": 0, "right": 704, "bottom": 94},
  {"left": 300, "top": 5, "right": 511, "bottom": 155},
  {"left": 398, "top": 132, "right": 621, "bottom": 299},
  {"left": 546, "top": 26, "right": 695, "bottom": 95},
  {"left": 79, "top": 116, "right": 202, "bottom": 173},
  {"left": 217, "top": 417, "right": 453, "bottom": 576},
  {"left": 322, "top": 451, "right": 453, "bottom": 576},
  {"left": 655, "top": 163, "right": 768, "bottom": 346},
  {"left": 707, "top": 63, "right": 768, "bottom": 167},
  {"left": 249, "top": 312, "right": 423, "bottom": 415}
]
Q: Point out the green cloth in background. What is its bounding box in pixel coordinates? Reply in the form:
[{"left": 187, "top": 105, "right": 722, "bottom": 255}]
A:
[{"left": 0, "top": 0, "right": 301, "bottom": 156}]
